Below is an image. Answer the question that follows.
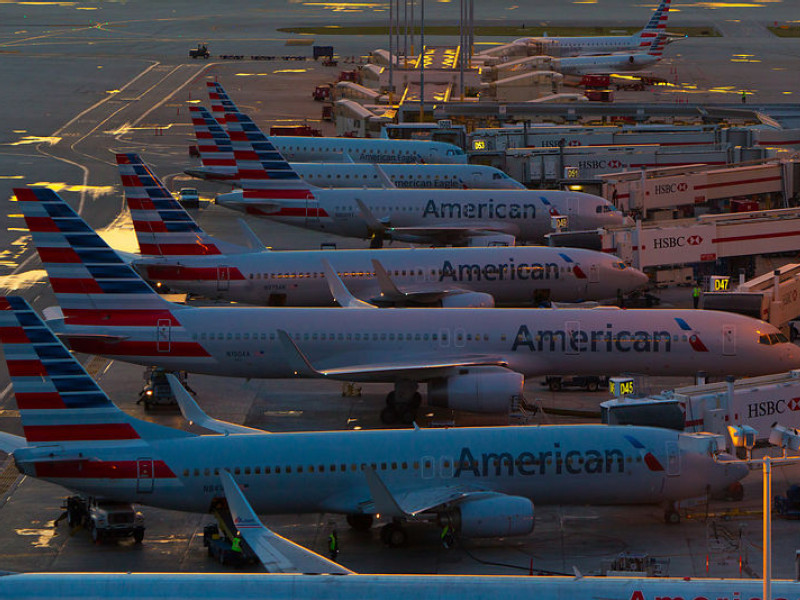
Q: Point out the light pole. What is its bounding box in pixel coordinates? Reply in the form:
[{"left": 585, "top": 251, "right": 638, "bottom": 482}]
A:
[{"left": 419, "top": 0, "right": 424, "bottom": 122}]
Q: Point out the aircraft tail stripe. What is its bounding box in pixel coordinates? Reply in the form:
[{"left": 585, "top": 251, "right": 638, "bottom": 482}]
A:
[
  {"left": 0, "top": 326, "right": 31, "bottom": 344},
  {"left": 58, "top": 308, "right": 180, "bottom": 326},
  {"left": 14, "top": 392, "right": 67, "bottom": 410},
  {"left": 141, "top": 265, "right": 246, "bottom": 281},
  {"left": 24, "top": 423, "right": 140, "bottom": 442},
  {"left": 66, "top": 338, "right": 212, "bottom": 358},
  {"left": 138, "top": 243, "right": 223, "bottom": 256},
  {"left": 34, "top": 459, "right": 177, "bottom": 480}
]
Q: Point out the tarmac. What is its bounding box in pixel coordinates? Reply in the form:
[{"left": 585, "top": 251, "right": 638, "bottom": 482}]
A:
[{"left": 1, "top": 0, "right": 800, "bottom": 582}]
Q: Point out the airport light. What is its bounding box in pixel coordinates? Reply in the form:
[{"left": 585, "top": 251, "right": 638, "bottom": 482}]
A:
[{"left": 725, "top": 424, "right": 800, "bottom": 600}]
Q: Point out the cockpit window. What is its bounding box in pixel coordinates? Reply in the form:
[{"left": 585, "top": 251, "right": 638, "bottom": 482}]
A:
[
  {"left": 596, "top": 205, "right": 617, "bottom": 213},
  {"left": 611, "top": 262, "right": 627, "bottom": 270},
  {"left": 759, "top": 333, "right": 789, "bottom": 345}
]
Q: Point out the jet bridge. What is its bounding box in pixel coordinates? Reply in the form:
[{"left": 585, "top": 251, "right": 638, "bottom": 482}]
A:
[{"left": 701, "top": 263, "right": 800, "bottom": 330}]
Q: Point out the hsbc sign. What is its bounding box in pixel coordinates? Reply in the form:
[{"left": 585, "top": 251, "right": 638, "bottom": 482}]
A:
[
  {"left": 639, "top": 225, "right": 716, "bottom": 267},
  {"left": 645, "top": 177, "right": 695, "bottom": 210}
]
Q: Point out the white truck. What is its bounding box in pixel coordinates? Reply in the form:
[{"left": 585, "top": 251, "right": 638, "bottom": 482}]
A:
[{"left": 64, "top": 496, "right": 145, "bottom": 544}]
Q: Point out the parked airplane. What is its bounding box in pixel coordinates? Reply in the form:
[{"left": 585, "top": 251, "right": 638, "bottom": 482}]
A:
[
  {"left": 119, "top": 153, "right": 648, "bottom": 306},
  {"left": 207, "top": 81, "right": 467, "bottom": 164},
  {"left": 0, "top": 297, "right": 747, "bottom": 546},
  {"left": 16, "top": 186, "right": 800, "bottom": 424},
  {"left": 213, "top": 112, "right": 626, "bottom": 246},
  {"left": 511, "top": 0, "right": 672, "bottom": 58},
  {"left": 187, "top": 106, "right": 524, "bottom": 189},
  {"left": 554, "top": 33, "right": 668, "bottom": 77}
]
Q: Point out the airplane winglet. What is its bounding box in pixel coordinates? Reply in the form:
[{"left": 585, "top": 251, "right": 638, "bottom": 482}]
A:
[
  {"left": 236, "top": 219, "right": 269, "bottom": 252},
  {"left": 0, "top": 431, "right": 27, "bottom": 453},
  {"left": 371, "top": 164, "right": 397, "bottom": 189},
  {"left": 166, "top": 375, "right": 264, "bottom": 435},
  {"left": 220, "top": 471, "right": 353, "bottom": 575},
  {"left": 354, "top": 198, "right": 388, "bottom": 232},
  {"left": 572, "top": 566, "right": 584, "bottom": 580},
  {"left": 276, "top": 330, "right": 324, "bottom": 378},
  {"left": 370, "top": 259, "right": 403, "bottom": 299},
  {"left": 364, "top": 467, "right": 409, "bottom": 519},
  {"left": 321, "top": 259, "right": 376, "bottom": 308}
]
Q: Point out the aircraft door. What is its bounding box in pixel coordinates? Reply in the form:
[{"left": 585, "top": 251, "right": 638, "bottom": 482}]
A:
[
  {"left": 665, "top": 442, "right": 680, "bottom": 477},
  {"left": 722, "top": 325, "right": 736, "bottom": 356},
  {"left": 565, "top": 320, "right": 581, "bottom": 355},
  {"left": 305, "top": 196, "right": 320, "bottom": 227},
  {"left": 217, "top": 265, "right": 230, "bottom": 292},
  {"left": 421, "top": 456, "right": 435, "bottom": 479},
  {"left": 589, "top": 264, "right": 600, "bottom": 283},
  {"left": 156, "top": 319, "right": 171, "bottom": 353},
  {"left": 137, "top": 458, "right": 155, "bottom": 493},
  {"left": 439, "top": 456, "right": 453, "bottom": 479}
]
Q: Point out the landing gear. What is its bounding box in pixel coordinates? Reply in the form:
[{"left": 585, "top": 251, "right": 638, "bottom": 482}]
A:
[
  {"left": 380, "top": 521, "right": 408, "bottom": 547},
  {"left": 346, "top": 513, "right": 374, "bottom": 532},
  {"left": 664, "top": 504, "right": 681, "bottom": 525},
  {"left": 379, "top": 383, "right": 421, "bottom": 425}
]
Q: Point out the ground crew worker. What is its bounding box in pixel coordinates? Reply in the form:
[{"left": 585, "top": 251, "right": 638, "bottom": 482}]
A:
[
  {"left": 692, "top": 284, "right": 701, "bottom": 309},
  {"left": 231, "top": 536, "right": 242, "bottom": 553},
  {"left": 328, "top": 529, "right": 339, "bottom": 560},
  {"left": 441, "top": 523, "right": 454, "bottom": 549},
  {"left": 741, "top": 90, "right": 747, "bottom": 104}
]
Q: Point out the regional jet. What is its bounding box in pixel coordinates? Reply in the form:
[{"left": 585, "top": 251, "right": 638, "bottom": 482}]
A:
[
  {"left": 15, "top": 187, "right": 800, "bottom": 424},
  {"left": 509, "top": 0, "right": 673, "bottom": 58},
  {"left": 186, "top": 105, "right": 523, "bottom": 189},
  {"left": 207, "top": 81, "right": 466, "bottom": 164},
  {"left": 119, "top": 153, "right": 648, "bottom": 306},
  {"left": 0, "top": 296, "right": 747, "bottom": 546}
]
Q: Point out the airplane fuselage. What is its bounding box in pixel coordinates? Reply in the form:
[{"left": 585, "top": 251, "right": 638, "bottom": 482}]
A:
[
  {"left": 54, "top": 307, "right": 800, "bottom": 381},
  {"left": 14, "top": 425, "right": 743, "bottom": 514},
  {"left": 217, "top": 188, "right": 626, "bottom": 244},
  {"left": 132, "top": 246, "right": 647, "bottom": 306},
  {"left": 268, "top": 136, "right": 467, "bottom": 164}
]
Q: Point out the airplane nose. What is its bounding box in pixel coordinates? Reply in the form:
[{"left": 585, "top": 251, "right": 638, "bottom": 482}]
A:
[
  {"left": 629, "top": 268, "right": 649, "bottom": 290},
  {"left": 715, "top": 454, "right": 749, "bottom": 488}
]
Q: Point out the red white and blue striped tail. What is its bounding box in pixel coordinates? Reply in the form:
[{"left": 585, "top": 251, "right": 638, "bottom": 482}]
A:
[
  {"left": 225, "top": 112, "right": 317, "bottom": 201},
  {"left": 116, "top": 154, "right": 246, "bottom": 257},
  {"left": 207, "top": 81, "right": 241, "bottom": 129},
  {"left": 639, "top": 0, "right": 670, "bottom": 48},
  {"left": 647, "top": 32, "right": 667, "bottom": 57},
  {"left": 189, "top": 105, "right": 238, "bottom": 178},
  {"left": 15, "top": 186, "right": 176, "bottom": 321},
  {"left": 0, "top": 295, "right": 191, "bottom": 445}
]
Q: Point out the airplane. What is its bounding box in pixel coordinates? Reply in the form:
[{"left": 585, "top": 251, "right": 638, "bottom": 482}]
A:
[
  {"left": 510, "top": 0, "right": 673, "bottom": 58},
  {"left": 185, "top": 105, "right": 525, "bottom": 190},
  {"left": 213, "top": 111, "right": 627, "bottom": 247},
  {"left": 0, "top": 295, "right": 748, "bottom": 548},
  {"left": 0, "top": 459, "right": 794, "bottom": 598},
  {"left": 15, "top": 186, "right": 800, "bottom": 424},
  {"left": 118, "top": 153, "right": 649, "bottom": 307},
  {"left": 206, "top": 81, "right": 468, "bottom": 165},
  {"left": 553, "top": 33, "right": 668, "bottom": 77}
]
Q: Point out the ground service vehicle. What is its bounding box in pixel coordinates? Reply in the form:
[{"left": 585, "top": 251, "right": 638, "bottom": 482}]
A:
[
  {"left": 189, "top": 44, "right": 210, "bottom": 59},
  {"left": 544, "top": 375, "right": 608, "bottom": 392},
  {"left": 64, "top": 496, "right": 145, "bottom": 543}
]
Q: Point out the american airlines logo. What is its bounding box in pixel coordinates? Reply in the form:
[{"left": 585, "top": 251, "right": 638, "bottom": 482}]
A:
[
  {"left": 423, "top": 199, "right": 536, "bottom": 220},
  {"left": 454, "top": 445, "right": 626, "bottom": 477},
  {"left": 511, "top": 324, "right": 673, "bottom": 353},
  {"left": 440, "top": 259, "right": 560, "bottom": 282}
]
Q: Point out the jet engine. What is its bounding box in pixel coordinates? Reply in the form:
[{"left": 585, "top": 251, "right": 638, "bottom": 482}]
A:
[
  {"left": 450, "top": 494, "right": 534, "bottom": 538},
  {"left": 427, "top": 367, "right": 523, "bottom": 413},
  {"left": 440, "top": 292, "right": 495, "bottom": 308}
]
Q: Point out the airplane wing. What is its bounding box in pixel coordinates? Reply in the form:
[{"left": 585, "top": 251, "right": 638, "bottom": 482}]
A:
[
  {"left": 276, "top": 330, "right": 510, "bottom": 381},
  {"left": 361, "top": 468, "right": 514, "bottom": 521},
  {"left": 321, "top": 259, "right": 376, "bottom": 308},
  {"left": 220, "top": 471, "right": 353, "bottom": 575},
  {"left": 0, "top": 431, "right": 27, "bottom": 454},
  {"left": 368, "top": 259, "right": 479, "bottom": 305},
  {"left": 166, "top": 375, "right": 265, "bottom": 435}
]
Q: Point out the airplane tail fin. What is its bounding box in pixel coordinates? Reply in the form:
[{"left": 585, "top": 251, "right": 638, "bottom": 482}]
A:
[
  {"left": 15, "top": 186, "right": 177, "bottom": 321},
  {"left": 207, "top": 81, "right": 241, "bottom": 128},
  {"left": 638, "top": 0, "right": 670, "bottom": 48},
  {"left": 647, "top": 32, "right": 667, "bottom": 57},
  {"left": 0, "top": 295, "right": 192, "bottom": 445},
  {"left": 116, "top": 153, "right": 249, "bottom": 257},
  {"left": 225, "top": 111, "right": 319, "bottom": 200},
  {"left": 189, "top": 105, "right": 238, "bottom": 175}
]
